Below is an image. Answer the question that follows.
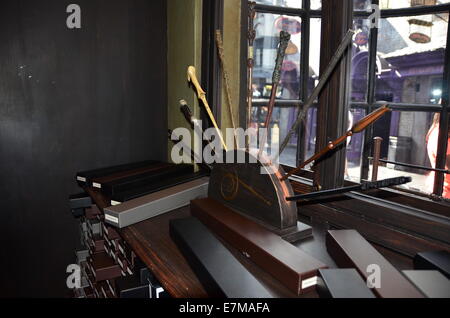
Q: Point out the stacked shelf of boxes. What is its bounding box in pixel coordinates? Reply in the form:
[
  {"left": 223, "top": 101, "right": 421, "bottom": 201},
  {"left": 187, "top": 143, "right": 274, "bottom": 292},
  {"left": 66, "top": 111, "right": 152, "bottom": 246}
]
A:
[{"left": 69, "top": 194, "right": 169, "bottom": 298}]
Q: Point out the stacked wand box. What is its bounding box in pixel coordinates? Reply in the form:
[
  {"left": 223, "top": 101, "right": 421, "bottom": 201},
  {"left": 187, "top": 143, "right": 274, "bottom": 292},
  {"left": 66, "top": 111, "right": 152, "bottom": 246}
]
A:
[
  {"left": 70, "top": 160, "right": 195, "bottom": 298},
  {"left": 71, "top": 195, "right": 169, "bottom": 298}
]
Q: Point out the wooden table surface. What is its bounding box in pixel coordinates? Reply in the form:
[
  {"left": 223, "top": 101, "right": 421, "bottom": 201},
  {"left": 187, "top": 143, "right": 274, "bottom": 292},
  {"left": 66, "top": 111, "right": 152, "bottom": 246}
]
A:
[{"left": 85, "top": 187, "right": 414, "bottom": 298}]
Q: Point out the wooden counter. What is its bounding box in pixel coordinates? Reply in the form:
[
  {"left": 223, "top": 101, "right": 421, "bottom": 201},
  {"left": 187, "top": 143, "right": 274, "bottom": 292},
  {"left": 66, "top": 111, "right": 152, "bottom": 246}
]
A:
[{"left": 85, "top": 187, "right": 414, "bottom": 298}]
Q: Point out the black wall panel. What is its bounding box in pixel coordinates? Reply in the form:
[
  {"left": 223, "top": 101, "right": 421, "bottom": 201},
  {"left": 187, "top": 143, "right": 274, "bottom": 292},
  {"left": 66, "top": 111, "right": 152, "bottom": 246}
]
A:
[{"left": 0, "top": 0, "right": 167, "bottom": 297}]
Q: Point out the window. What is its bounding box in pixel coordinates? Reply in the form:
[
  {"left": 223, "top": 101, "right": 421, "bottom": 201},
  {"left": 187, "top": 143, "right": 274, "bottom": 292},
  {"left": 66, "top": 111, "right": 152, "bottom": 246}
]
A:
[
  {"left": 249, "top": 1, "right": 321, "bottom": 167},
  {"left": 347, "top": 0, "right": 450, "bottom": 199},
  {"left": 245, "top": 0, "right": 450, "bottom": 200}
]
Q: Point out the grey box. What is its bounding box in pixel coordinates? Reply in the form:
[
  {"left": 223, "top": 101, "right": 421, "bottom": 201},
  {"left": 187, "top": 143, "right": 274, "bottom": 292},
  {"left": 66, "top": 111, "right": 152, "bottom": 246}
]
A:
[
  {"left": 104, "top": 178, "right": 209, "bottom": 228},
  {"left": 403, "top": 270, "right": 450, "bottom": 298}
]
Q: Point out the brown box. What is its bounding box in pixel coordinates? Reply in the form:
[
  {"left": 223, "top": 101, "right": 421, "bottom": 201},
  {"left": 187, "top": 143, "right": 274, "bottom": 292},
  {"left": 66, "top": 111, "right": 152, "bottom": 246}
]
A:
[
  {"left": 87, "top": 252, "right": 122, "bottom": 282},
  {"left": 191, "top": 198, "right": 327, "bottom": 295}
]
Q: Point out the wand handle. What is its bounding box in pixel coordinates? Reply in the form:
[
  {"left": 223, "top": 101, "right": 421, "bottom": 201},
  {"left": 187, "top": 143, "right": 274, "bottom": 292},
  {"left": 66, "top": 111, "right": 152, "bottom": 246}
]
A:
[
  {"left": 272, "top": 31, "right": 291, "bottom": 84},
  {"left": 187, "top": 66, "right": 228, "bottom": 151}
]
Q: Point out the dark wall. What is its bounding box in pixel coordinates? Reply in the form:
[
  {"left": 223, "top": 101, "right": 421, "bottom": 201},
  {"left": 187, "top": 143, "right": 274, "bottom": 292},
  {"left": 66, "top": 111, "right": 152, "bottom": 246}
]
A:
[{"left": 0, "top": 0, "right": 167, "bottom": 297}]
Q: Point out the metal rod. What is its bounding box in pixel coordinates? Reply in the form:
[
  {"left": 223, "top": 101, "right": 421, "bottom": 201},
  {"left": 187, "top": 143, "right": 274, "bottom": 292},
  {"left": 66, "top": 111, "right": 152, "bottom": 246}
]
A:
[
  {"left": 279, "top": 29, "right": 355, "bottom": 155},
  {"left": 372, "top": 137, "right": 383, "bottom": 181}
]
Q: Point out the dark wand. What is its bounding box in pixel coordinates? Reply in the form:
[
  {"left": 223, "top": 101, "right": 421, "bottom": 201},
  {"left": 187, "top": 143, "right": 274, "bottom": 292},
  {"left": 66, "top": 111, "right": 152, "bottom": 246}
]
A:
[
  {"left": 258, "top": 30, "right": 291, "bottom": 157},
  {"left": 286, "top": 176, "right": 412, "bottom": 201}
]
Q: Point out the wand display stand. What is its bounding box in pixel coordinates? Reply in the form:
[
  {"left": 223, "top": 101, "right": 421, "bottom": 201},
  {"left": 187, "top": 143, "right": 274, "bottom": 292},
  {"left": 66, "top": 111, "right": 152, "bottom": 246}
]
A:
[{"left": 208, "top": 149, "right": 312, "bottom": 242}]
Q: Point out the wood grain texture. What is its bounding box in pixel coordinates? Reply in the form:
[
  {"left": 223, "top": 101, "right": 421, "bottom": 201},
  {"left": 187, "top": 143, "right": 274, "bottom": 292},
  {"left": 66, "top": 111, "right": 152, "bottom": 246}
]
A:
[
  {"left": 85, "top": 187, "right": 206, "bottom": 297},
  {"left": 120, "top": 209, "right": 209, "bottom": 298}
]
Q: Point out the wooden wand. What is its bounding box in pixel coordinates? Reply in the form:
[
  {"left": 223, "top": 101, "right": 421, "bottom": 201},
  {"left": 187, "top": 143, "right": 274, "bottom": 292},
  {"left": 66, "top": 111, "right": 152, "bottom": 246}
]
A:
[
  {"left": 281, "top": 105, "right": 391, "bottom": 181},
  {"left": 215, "top": 30, "right": 239, "bottom": 148},
  {"left": 258, "top": 30, "right": 291, "bottom": 157},
  {"left": 246, "top": 2, "right": 257, "bottom": 150}
]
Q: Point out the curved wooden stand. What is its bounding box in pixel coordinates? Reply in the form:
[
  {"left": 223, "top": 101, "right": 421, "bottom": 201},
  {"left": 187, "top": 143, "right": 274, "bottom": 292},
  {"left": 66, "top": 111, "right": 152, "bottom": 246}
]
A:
[{"left": 208, "top": 149, "right": 312, "bottom": 242}]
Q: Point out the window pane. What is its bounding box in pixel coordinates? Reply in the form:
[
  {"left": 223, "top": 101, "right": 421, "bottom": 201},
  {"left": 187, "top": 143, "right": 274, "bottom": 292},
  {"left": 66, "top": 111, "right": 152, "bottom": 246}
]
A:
[
  {"left": 354, "top": 0, "right": 372, "bottom": 11},
  {"left": 380, "top": 0, "right": 450, "bottom": 9},
  {"left": 249, "top": 106, "right": 299, "bottom": 166},
  {"left": 308, "top": 18, "right": 322, "bottom": 98},
  {"left": 254, "top": 0, "right": 302, "bottom": 8},
  {"left": 348, "top": 110, "right": 441, "bottom": 195},
  {"left": 351, "top": 19, "right": 371, "bottom": 102},
  {"left": 301, "top": 106, "right": 318, "bottom": 170},
  {"left": 311, "top": 0, "right": 321, "bottom": 10},
  {"left": 253, "top": 13, "right": 302, "bottom": 100},
  {"left": 312, "top": 0, "right": 373, "bottom": 10},
  {"left": 346, "top": 110, "right": 443, "bottom": 196},
  {"left": 375, "top": 14, "right": 448, "bottom": 104},
  {"left": 279, "top": 107, "right": 300, "bottom": 165},
  {"left": 346, "top": 108, "right": 367, "bottom": 182}
]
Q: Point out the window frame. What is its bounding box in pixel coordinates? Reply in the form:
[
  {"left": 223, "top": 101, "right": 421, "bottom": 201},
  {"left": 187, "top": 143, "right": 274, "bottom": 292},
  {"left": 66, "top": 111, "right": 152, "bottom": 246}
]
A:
[{"left": 243, "top": 0, "right": 450, "bottom": 201}]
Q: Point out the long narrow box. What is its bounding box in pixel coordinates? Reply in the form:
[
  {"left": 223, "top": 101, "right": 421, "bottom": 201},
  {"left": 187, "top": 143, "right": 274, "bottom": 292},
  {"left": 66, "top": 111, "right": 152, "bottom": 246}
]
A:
[
  {"left": 98, "top": 164, "right": 194, "bottom": 196},
  {"left": 326, "top": 230, "right": 424, "bottom": 298},
  {"left": 110, "top": 171, "right": 208, "bottom": 204},
  {"left": 402, "top": 270, "right": 450, "bottom": 298},
  {"left": 317, "top": 269, "right": 375, "bottom": 298},
  {"left": 170, "top": 217, "right": 272, "bottom": 298},
  {"left": 92, "top": 163, "right": 172, "bottom": 190},
  {"left": 191, "top": 198, "right": 327, "bottom": 295},
  {"left": 414, "top": 250, "right": 450, "bottom": 279},
  {"left": 76, "top": 160, "right": 159, "bottom": 187},
  {"left": 104, "top": 178, "right": 209, "bottom": 228}
]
